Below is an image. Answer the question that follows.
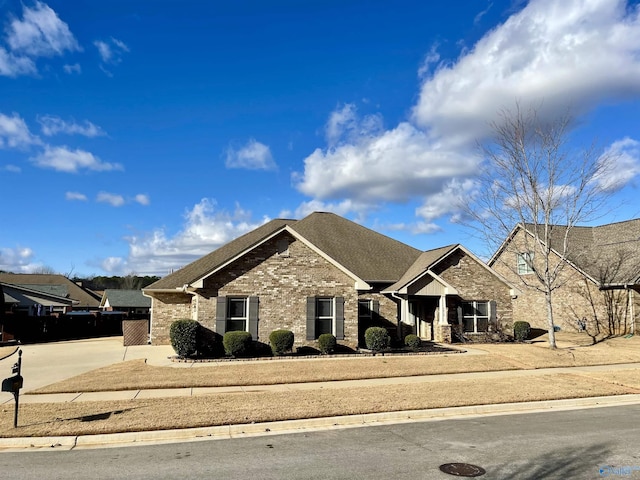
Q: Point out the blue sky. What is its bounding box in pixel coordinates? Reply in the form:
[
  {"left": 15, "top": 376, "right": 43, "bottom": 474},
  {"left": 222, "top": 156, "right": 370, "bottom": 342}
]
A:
[{"left": 1, "top": 0, "right": 640, "bottom": 277}]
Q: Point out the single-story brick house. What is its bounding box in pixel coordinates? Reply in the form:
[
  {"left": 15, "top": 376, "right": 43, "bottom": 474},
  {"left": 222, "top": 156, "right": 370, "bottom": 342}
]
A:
[
  {"left": 489, "top": 219, "right": 640, "bottom": 335},
  {"left": 144, "top": 212, "right": 517, "bottom": 347}
]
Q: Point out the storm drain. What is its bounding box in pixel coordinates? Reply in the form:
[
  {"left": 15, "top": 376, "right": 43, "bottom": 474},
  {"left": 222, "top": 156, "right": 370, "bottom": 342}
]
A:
[{"left": 439, "top": 463, "right": 486, "bottom": 477}]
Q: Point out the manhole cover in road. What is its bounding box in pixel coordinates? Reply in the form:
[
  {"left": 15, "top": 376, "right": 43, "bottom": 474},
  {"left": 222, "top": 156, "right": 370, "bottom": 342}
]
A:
[{"left": 439, "top": 463, "right": 486, "bottom": 477}]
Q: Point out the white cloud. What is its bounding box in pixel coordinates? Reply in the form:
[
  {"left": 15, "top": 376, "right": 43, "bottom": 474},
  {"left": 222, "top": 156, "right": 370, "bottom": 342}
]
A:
[
  {"left": 0, "top": 47, "right": 35, "bottom": 77},
  {"left": 31, "top": 145, "right": 123, "bottom": 173},
  {"left": 100, "top": 256, "right": 125, "bottom": 273},
  {"left": 6, "top": 2, "right": 80, "bottom": 58},
  {"left": 412, "top": 0, "right": 640, "bottom": 148},
  {"left": 416, "top": 178, "right": 477, "bottom": 223},
  {"left": 593, "top": 137, "right": 640, "bottom": 192},
  {"left": 38, "top": 115, "right": 106, "bottom": 137},
  {"left": 325, "top": 103, "right": 383, "bottom": 147},
  {"left": 94, "top": 37, "right": 129, "bottom": 64},
  {"left": 0, "top": 112, "right": 39, "bottom": 148},
  {"left": 65, "top": 191, "right": 87, "bottom": 201},
  {"left": 97, "top": 192, "right": 125, "bottom": 207},
  {"left": 284, "top": 199, "right": 370, "bottom": 220},
  {"left": 63, "top": 63, "right": 81, "bottom": 74},
  {"left": 114, "top": 200, "right": 269, "bottom": 275},
  {"left": 296, "top": 121, "right": 476, "bottom": 202},
  {"left": 134, "top": 194, "right": 150, "bottom": 206},
  {"left": 225, "top": 138, "right": 276, "bottom": 170},
  {"left": 0, "top": 246, "right": 42, "bottom": 273},
  {"left": 295, "top": 0, "right": 640, "bottom": 230}
]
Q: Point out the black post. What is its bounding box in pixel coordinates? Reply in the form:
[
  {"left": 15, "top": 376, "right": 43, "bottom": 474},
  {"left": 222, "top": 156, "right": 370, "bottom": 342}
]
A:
[{"left": 13, "top": 350, "right": 21, "bottom": 428}]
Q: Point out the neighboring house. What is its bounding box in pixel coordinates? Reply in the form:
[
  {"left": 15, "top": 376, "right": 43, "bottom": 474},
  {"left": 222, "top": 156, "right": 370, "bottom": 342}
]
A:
[
  {"left": 1, "top": 282, "right": 77, "bottom": 316},
  {"left": 0, "top": 274, "right": 101, "bottom": 311},
  {"left": 144, "top": 212, "right": 516, "bottom": 347},
  {"left": 489, "top": 219, "right": 640, "bottom": 335},
  {"left": 99, "top": 289, "right": 151, "bottom": 317}
]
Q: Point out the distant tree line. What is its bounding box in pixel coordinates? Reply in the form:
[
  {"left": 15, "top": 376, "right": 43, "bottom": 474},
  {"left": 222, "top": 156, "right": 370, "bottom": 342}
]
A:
[{"left": 74, "top": 275, "right": 160, "bottom": 290}]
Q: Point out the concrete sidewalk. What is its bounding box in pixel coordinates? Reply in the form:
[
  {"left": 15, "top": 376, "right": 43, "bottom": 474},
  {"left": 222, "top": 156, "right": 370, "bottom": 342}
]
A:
[{"left": 7, "top": 361, "right": 640, "bottom": 405}]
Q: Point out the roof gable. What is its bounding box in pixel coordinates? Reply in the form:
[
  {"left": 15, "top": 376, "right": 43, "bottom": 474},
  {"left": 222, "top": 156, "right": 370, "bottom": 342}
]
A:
[
  {"left": 145, "top": 212, "right": 423, "bottom": 291},
  {"left": 490, "top": 218, "right": 640, "bottom": 285}
]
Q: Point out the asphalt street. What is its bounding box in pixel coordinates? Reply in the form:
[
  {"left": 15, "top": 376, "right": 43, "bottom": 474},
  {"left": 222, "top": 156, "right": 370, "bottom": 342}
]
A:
[{"left": 1, "top": 404, "right": 638, "bottom": 480}]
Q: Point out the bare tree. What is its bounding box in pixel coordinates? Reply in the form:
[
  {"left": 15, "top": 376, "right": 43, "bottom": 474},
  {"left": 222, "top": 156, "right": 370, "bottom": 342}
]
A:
[
  {"left": 570, "top": 248, "right": 638, "bottom": 343},
  {"left": 467, "top": 104, "right": 619, "bottom": 348}
]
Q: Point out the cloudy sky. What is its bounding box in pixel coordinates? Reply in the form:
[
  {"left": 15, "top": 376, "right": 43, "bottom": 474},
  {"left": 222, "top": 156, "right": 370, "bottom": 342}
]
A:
[{"left": 1, "top": 0, "right": 640, "bottom": 277}]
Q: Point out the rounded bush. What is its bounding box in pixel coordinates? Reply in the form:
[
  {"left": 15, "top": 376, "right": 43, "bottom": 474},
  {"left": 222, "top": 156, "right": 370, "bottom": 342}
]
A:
[
  {"left": 170, "top": 319, "right": 200, "bottom": 357},
  {"left": 404, "top": 334, "right": 421, "bottom": 351},
  {"left": 223, "top": 331, "right": 253, "bottom": 357},
  {"left": 364, "top": 327, "right": 390, "bottom": 352},
  {"left": 513, "top": 321, "right": 531, "bottom": 341},
  {"left": 318, "top": 333, "right": 337, "bottom": 354},
  {"left": 269, "top": 329, "right": 294, "bottom": 356}
]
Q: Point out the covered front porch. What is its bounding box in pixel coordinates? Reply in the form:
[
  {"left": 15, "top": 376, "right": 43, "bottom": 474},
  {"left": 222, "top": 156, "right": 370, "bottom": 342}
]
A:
[{"left": 386, "top": 270, "right": 457, "bottom": 343}]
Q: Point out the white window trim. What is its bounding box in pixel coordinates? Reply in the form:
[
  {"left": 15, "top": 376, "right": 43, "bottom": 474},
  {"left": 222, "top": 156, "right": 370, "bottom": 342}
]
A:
[
  {"left": 462, "top": 301, "right": 490, "bottom": 334},
  {"left": 517, "top": 252, "right": 534, "bottom": 275},
  {"left": 227, "top": 297, "right": 249, "bottom": 332},
  {"left": 316, "top": 297, "right": 336, "bottom": 337},
  {"left": 358, "top": 299, "right": 373, "bottom": 320}
]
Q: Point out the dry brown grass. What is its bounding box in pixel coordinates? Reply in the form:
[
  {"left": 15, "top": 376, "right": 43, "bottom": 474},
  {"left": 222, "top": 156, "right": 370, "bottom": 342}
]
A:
[
  {"left": 474, "top": 335, "right": 640, "bottom": 369},
  {"left": 2, "top": 371, "right": 637, "bottom": 438},
  {"left": 32, "top": 354, "right": 522, "bottom": 394},
  {"left": 31, "top": 335, "right": 640, "bottom": 394}
]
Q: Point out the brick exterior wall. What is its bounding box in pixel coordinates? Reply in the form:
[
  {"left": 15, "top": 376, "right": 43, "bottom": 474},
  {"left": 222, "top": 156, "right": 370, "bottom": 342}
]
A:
[
  {"left": 149, "top": 291, "right": 193, "bottom": 344},
  {"left": 150, "top": 232, "right": 401, "bottom": 349},
  {"left": 435, "top": 250, "right": 514, "bottom": 334},
  {"left": 490, "top": 229, "right": 636, "bottom": 334}
]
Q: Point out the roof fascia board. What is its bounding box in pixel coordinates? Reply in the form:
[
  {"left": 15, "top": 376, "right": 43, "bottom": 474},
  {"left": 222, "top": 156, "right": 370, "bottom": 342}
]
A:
[{"left": 190, "top": 225, "right": 371, "bottom": 291}]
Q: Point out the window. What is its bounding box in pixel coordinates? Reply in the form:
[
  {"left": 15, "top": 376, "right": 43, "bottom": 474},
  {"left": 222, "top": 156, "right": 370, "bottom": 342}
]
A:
[
  {"left": 227, "top": 297, "right": 248, "bottom": 332},
  {"left": 462, "top": 301, "right": 490, "bottom": 333},
  {"left": 316, "top": 297, "right": 334, "bottom": 336},
  {"left": 306, "top": 296, "right": 345, "bottom": 340},
  {"left": 517, "top": 252, "right": 534, "bottom": 275},
  {"left": 358, "top": 299, "right": 373, "bottom": 321}
]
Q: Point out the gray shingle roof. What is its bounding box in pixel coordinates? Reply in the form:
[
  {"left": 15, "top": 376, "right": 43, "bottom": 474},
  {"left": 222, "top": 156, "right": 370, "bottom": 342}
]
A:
[
  {"left": 522, "top": 219, "right": 640, "bottom": 285},
  {"left": 0, "top": 274, "right": 101, "bottom": 308},
  {"left": 384, "top": 245, "right": 459, "bottom": 292},
  {"left": 101, "top": 289, "right": 151, "bottom": 308},
  {"left": 145, "top": 212, "right": 423, "bottom": 290}
]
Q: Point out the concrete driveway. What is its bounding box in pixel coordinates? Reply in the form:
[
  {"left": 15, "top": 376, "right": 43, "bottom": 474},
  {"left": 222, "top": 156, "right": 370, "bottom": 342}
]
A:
[{"left": 0, "top": 337, "right": 174, "bottom": 394}]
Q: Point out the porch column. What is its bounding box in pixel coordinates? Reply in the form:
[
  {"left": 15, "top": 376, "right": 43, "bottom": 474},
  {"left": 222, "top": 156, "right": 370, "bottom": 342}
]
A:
[{"left": 435, "top": 295, "right": 452, "bottom": 343}]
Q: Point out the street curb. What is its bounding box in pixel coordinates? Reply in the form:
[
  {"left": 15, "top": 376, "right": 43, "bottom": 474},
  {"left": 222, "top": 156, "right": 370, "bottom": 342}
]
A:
[{"left": 1, "top": 394, "right": 639, "bottom": 452}]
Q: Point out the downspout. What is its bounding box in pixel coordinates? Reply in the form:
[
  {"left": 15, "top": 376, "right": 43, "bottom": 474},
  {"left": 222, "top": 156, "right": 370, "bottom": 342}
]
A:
[{"left": 391, "top": 292, "right": 409, "bottom": 338}]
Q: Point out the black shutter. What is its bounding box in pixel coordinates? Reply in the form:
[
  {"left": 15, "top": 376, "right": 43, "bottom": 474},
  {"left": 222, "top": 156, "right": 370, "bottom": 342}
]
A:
[
  {"left": 248, "top": 296, "right": 259, "bottom": 340},
  {"left": 489, "top": 300, "right": 497, "bottom": 326},
  {"left": 216, "top": 296, "right": 227, "bottom": 335},
  {"left": 335, "top": 297, "right": 345, "bottom": 340},
  {"left": 456, "top": 306, "right": 463, "bottom": 327},
  {"left": 306, "top": 297, "right": 316, "bottom": 340}
]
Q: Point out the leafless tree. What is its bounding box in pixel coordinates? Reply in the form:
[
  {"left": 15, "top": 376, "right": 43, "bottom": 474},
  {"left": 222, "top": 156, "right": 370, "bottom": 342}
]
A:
[
  {"left": 570, "top": 248, "right": 637, "bottom": 343},
  {"left": 466, "top": 104, "right": 619, "bottom": 348}
]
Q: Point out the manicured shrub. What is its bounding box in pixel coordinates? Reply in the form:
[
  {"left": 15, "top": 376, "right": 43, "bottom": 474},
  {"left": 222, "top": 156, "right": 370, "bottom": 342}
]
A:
[
  {"left": 223, "top": 331, "right": 253, "bottom": 357},
  {"left": 404, "top": 334, "right": 421, "bottom": 351},
  {"left": 170, "top": 319, "right": 200, "bottom": 357},
  {"left": 318, "top": 333, "right": 337, "bottom": 354},
  {"left": 513, "top": 321, "right": 531, "bottom": 341},
  {"left": 365, "top": 327, "right": 390, "bottom": 352},
  {"left": 269, "top": 329, "right": 294, "bottom": 356}
]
